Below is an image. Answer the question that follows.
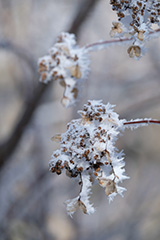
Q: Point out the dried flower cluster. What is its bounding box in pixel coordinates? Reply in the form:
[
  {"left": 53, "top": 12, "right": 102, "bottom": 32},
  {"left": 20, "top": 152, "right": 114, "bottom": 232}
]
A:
[
  {"left": 37, "top": 1, "right": 160, "bottom": 216},
  {"left": 110, "top": 0, "right": 160, "bottom": 58},
  {"left": 49, "top": 100, "right": 130, "bottom": 216},
  {"left": 38, "top": 32, "right": 90, "bottom": 107}
]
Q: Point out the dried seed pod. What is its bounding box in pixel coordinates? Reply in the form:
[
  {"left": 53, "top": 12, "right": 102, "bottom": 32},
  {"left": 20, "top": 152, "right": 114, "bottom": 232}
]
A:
[
  {"left": 98, "top": 178, "right": 117, "bottom": 196},
  {"left": 110, "top": 22, "right": 123, "bottom": 37},
  {"left": 78, "top": 199, "right": 87, "bottom": 214},
  {"left": 56, "top": 169, "right": 62, "bottom": 175},
  {"left": 127, "top": 45, "right": 141, "bottom": 58},
  {"left": 105, "top": 179, "right": 117, "bottom": 196},
  {"left": 137, "top": 30, "right": 145, "bottom": 41},
  {"left": 69, "top": 65, "right": 82, "bottom": 79},
  {"left": 98, "top": 177, "right": 109, "bottom": 187},
  {"left": 51, "top": 134, "right": 61, "bottom": 143},
  {"left": 71, "top": 87, "right": 78, "bottom": 99}
]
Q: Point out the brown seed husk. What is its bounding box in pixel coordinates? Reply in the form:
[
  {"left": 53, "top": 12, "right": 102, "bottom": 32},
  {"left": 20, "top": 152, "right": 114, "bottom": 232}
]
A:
[
  {"left": 51, "top": 134, "right": 61, "bottom": 143},
  {"left": 127, "top": 45, "right": 141, "bottom": 58},
  {"left": 69, "top": 65, "right": 82, "bottom": 79},
  {"left": 78, "top": 200, "right": 87, "bottom": 214}
]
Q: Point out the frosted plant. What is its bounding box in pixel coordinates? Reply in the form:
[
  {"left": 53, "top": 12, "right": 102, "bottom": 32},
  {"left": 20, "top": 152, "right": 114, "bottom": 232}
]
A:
[
  {"left": 49, "top": 100, "right": 160, "bottom": 216},
  {"left": 110, "top": 0, "right": 160, "bottom": 58},
  {"left": 38, "top": 3, "right": 160, "bottom": 107},
  {"left": 36, "top": 0, "right": 160, "bottom": 217},
  {"left": 38, "top": 32, "right": 90, "bottom": 107}
]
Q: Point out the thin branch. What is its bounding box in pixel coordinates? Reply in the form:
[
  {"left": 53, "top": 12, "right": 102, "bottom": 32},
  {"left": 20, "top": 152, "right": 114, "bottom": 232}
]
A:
[
  {"left": 124, "top": 119, "right": 160, "bottom": 126},
  {"left": 85, "top": 37, "right": 131, "bottom": 51},
  {"left": 0, "top": 82, "right": 48, "bottom": 168},
  {"left": 85, "top": 28, "right": 160, "bottom": 52}
]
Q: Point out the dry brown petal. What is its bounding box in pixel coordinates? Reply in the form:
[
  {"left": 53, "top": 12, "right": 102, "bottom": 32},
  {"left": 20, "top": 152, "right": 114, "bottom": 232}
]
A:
[
  {"left": 105, "top": 179, "right": 117, "bottom": 196},
  {"left": 71, "top": 87, "right": 78, "bottom": 99},
  {"left": 89, "top": 172, "right": 94, "bottom": 183},
  {"left": 60, "top": 45, "right": 70, "bottom": 56},
  {"left": 69, "top": 65, "right": 82, "bottom": 79},
  {"left": 39, "top": 65, "right": 47, "bottom": 73},
  {"left": 137, "top": 30, "right": 145, "bottom": 41},
  {"left": 40, "top": 72, "right": 47, "bottom": 82},
  {"left": 59, "top": 80, "right": 66, "bottom": 87},
  {"left": 98, "top": 178, "right": 117, "bottom": 196},
  {"left": 127, "top": 45, "right": 141, "bottom": 58},
  {"left": 51, "top": 134, "right": 61, "bottom": 143},
  {"left": 81, "top": 115, "right": 92, "bottom": 125},
  {"left": 78, "top": 200, "right": 87, "bottom": 214},
  {"left": 110, "top": 22, "right": 123, "bottom": 37},
  {"left": 98, "top": 177, "right": 109, "bottom": 187}
]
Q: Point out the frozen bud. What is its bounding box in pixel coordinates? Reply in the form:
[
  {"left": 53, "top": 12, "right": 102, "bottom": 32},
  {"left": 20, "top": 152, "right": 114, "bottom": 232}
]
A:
[
  {"left": 127, "top": 45, "right": 141, "bottom": 58},
  {"left": 38, "top": 32, "right": 90, "bottom": 107}
]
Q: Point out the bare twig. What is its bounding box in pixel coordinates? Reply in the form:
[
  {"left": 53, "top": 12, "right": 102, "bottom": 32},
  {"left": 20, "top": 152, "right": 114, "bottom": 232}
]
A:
[
  {"left": 85, "top": 28, "right": 160, "bottom": 52},
  {"left": 0, "top": 40, "right": 36, "bottom": 73},
  {"left": 124, "top": 119, "right": 160, "bottom": 126},
  {"left": 0, "top": 82, "right": 48, "bottom": 168}
]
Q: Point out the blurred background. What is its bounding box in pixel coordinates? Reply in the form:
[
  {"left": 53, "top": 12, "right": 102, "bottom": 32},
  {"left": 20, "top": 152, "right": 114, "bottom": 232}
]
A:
[{"left": 0, "top": 0, "right": 160, "bottom": 239}]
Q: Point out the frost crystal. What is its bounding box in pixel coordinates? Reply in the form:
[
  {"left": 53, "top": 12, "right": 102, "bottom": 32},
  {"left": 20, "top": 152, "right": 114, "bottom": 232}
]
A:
[
  {"left": 49, "top": 100, "right": 129, "bottom": 215},
  {"left": 110, "top": 0, "right": 160, "bottom": 58},
  {"left": 38, "top": 32, "right": 90, "bottom": 107}
]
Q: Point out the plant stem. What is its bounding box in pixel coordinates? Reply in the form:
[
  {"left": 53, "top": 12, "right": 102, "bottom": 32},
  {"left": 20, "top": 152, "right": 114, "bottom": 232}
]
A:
[
  {"left": 124, "top": 119, "right": 160, "bottom": 126},
  {"left": 85, "top": 28, "right": 160, "bottom": 52}
]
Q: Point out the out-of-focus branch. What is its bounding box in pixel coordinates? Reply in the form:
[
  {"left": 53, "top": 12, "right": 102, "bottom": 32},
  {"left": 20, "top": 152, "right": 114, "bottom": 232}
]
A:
[
  {"left": 0, "top": 40, "right": 36, "bottom": 73},
  {"left": 0, "top": 0, "right": 100, "bottom": 168},
  {"left": 69, "top": 0, "right": 100, "bottom": 35},
  {"left": 121, "top": 94, "right": 160, "bottom": 119},
  {"left": 0, "top": 82, "right": 48, "bottom": 168},
  {"left": 6, "top": 169, "right": 49, "bottom": 220}
]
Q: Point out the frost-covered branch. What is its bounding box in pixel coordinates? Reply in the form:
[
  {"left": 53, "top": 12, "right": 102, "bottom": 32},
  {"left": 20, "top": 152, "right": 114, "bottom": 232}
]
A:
[
  {"left": 49, "top": 100, "right": 160, "bottom": 216},
  {"left": 38, "top": 0, "right": 160, "bottom": 217},
  {"left": 124, "top": 119, "right": 160, "bottom": 127},
  {"left": 38, "top": 25, "right": 160, "bottom": 108},
  {"left": 85, "top": 28, "right": 160, "bottom": 53},
  {"left": 108, "top": 0, "right": 160, "bottom": 58}
]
